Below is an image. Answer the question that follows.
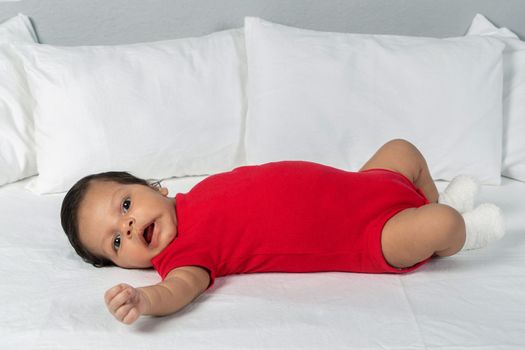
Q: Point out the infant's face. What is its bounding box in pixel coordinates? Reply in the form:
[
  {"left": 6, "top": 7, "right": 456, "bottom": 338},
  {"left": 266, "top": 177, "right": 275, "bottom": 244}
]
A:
[{"left": 77, "top": 180, "right": 178, "bottom": 268}]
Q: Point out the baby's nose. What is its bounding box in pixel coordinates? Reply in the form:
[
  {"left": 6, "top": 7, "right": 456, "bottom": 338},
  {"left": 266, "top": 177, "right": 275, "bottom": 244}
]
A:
[{"left": 124, "top": 218, "right": 135, "bottom": 237}]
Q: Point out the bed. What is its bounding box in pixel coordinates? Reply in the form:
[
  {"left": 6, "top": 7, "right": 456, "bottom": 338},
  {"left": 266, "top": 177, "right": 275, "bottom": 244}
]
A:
[{"left": 1, "top": 1, "right": 525, "bottom": 349}]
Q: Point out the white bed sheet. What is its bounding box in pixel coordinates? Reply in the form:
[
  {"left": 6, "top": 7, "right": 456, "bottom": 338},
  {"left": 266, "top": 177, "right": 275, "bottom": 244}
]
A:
[{"left": 1, "top": 175, "right": 524, "bottom": 349}]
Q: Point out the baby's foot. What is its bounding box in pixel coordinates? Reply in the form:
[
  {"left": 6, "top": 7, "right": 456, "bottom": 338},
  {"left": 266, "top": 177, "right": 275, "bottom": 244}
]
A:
[
  {"left": 461, "top": 203, "right": 505, "bottom": 250},
  {"left": 438, "top": 175, "right": 480, "bottom": 213}
]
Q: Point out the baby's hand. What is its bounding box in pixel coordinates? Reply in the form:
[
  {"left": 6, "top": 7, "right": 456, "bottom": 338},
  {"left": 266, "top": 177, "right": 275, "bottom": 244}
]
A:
[{"left": 104, "top": 283, "right": 149, "bottom": 324}]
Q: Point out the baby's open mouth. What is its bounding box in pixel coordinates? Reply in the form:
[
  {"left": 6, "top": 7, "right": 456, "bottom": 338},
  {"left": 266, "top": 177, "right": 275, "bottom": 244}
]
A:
[{"left": 143, "top": 223, "right": 154, "bottom": 245}]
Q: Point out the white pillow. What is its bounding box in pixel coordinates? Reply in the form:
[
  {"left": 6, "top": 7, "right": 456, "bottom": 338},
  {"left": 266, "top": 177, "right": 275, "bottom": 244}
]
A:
[
  {"left": 244, "top": 17, "right": 504, "bottom": 184},
  {"left": 467, "top": 14, "right": 525, "bottom": 182},
  {"left": 0, "top": 14, "right": 38, "bottom": 186},
  {"left": 15, "top": 29, "right": 246, "bottom": 194}
]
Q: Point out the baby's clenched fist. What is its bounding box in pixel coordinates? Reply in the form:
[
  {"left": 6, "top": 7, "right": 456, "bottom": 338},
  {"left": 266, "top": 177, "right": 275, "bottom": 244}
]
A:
[{"left": 104, "top": 283, "right": 149, "bottom": 324}]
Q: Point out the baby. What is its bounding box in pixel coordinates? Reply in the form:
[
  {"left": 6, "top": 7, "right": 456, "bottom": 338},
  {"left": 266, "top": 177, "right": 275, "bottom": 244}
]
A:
[{"left": 61, "top": 139, "right": 504, "bottom": 325}]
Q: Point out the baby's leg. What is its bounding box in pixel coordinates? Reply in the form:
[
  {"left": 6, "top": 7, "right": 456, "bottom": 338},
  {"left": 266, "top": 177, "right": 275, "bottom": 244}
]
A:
[
  {"left": 360, "top": 139, "right": 438, "bottom": 203},
  {"left": 381, "top": 204, "right": 466, "bottom": 268}
]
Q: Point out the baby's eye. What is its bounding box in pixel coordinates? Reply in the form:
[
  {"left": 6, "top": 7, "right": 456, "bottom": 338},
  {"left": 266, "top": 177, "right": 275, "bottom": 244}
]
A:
[
  {"left": 121, "top": 197, "right": 131, "bottom": 213},
  {"left": 113, "top": 233, "right": 121, "bottom": 251}
]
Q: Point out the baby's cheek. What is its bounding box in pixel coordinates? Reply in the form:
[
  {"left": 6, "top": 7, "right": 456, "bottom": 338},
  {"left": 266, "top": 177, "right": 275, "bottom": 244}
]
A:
[
  {"left": 120, "top": 247, "right": 150, "bottom": 269},
  {"left": 137, "top": 250, "right": 154, "bottom": 268}
]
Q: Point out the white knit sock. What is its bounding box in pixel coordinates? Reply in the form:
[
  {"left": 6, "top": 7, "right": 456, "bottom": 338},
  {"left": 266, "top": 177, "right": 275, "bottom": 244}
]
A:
[
  {"left": 438, "top": 175, "right": 480, "bottom": 213},
  {"left": 461, "top": 203, "right": 505, "bottom": 250}
]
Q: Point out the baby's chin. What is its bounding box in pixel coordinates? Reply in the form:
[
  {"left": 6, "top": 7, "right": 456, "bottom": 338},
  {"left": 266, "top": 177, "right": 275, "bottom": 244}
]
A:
[{"left": 157, "top": 230, "right": 178, "bottom": 250}]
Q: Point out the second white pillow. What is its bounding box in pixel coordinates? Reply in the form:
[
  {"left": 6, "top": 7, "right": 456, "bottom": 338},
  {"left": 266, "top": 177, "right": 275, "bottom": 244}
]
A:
[{"left": 16, "top": 29, "right": 247, "bottom": 194}]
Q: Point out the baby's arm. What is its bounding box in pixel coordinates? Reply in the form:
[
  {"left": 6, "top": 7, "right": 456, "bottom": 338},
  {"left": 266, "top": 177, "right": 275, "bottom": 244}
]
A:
[{"left": 104, "top": 266, "right": 210, "bottom": 324}]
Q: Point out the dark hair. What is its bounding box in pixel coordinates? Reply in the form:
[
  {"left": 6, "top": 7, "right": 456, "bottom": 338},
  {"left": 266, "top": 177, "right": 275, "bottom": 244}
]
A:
[{"left": 60, "top": 171, "right": 159, "bottom": 268}]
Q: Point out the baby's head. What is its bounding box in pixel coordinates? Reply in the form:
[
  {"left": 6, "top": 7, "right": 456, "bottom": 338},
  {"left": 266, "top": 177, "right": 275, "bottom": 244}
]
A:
[{"left": 61, "top": 172, "right": 178, "bottom": 269}]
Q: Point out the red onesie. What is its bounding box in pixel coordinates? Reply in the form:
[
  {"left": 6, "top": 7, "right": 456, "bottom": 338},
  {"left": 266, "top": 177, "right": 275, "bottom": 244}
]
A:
[{"left": 151, "top": 161, "right": 430, "bottom": 288}]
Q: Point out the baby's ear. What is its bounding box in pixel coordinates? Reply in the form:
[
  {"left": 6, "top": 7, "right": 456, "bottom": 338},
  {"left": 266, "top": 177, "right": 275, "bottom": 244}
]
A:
[{"left": 159, "top": 187, "right": 169, "bottom": 197}]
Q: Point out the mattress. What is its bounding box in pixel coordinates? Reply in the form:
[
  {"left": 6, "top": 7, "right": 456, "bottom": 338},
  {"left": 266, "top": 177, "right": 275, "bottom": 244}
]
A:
[{"left": 1, "top": 175, "right": 524, "bottom": 349}]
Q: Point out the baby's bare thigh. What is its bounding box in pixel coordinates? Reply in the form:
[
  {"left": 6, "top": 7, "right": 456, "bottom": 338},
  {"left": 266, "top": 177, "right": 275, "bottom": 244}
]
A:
[
  {"left": 381, "top": 204, "right": 463, "bottom": 268},
  {"left": 381, "top": 208, "right": 427, "bottom": 269}
]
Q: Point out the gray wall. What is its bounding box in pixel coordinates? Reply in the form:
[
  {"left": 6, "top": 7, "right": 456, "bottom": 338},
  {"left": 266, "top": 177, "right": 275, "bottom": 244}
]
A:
[{"left": 0, "top": 0, "right": 524, "bottom": 45}]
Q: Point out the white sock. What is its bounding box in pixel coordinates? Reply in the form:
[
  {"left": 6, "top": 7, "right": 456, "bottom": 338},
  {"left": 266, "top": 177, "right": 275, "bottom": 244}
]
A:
[
  {"left": 438, "top": 175, "right": 480, "bottom": 213},
  {"left": 461, "top": 203, "right": 505, "bottom": 250}
]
